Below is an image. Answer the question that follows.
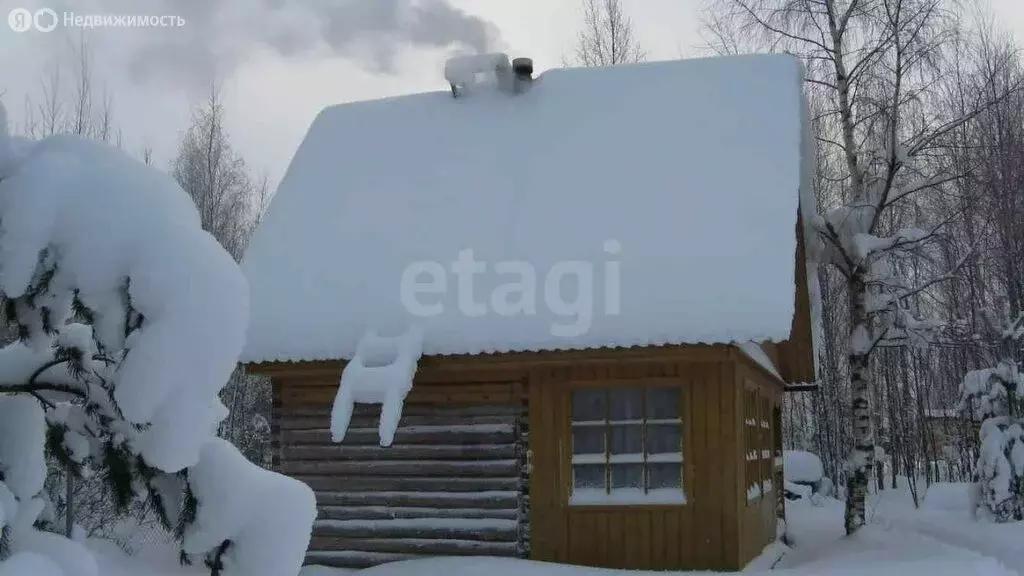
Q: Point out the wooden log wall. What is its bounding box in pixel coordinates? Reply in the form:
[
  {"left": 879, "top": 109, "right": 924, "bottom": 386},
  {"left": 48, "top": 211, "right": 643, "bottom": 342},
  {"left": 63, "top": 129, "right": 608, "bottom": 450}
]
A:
[{"left": 273, "top": 380, "right": 529, "bottom": 570}]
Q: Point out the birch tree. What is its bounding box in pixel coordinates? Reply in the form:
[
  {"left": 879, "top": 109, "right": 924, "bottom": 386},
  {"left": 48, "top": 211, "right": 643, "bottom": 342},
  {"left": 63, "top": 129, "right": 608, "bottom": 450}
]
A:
[
  {"left": 171, "top": 84, "right": 269, "bottom": 262},
  {"left": 703, "top": 0, "right": 1018, "bottom": 533},
  {"left": 570, "top": 0, "right": 647, "bottom": 66}
]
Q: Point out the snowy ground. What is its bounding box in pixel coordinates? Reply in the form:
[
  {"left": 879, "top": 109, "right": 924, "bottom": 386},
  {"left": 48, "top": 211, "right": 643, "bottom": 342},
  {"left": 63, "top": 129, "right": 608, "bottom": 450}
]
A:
[
  {"left": 91, "top": 481, "right": 1024, "bottom": 576},
  {"left": 775, "top": 484, "right": 1023, "bottom": 576}
]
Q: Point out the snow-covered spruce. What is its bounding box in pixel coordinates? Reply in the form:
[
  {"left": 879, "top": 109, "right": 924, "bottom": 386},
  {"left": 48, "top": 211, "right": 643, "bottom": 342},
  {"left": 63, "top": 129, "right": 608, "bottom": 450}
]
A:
[
  {"left": 0, "top": 101, "right": 315, "bottom": 575},
  {"left": 958, "top": 311, "right": 1024, "bottom": 522}
]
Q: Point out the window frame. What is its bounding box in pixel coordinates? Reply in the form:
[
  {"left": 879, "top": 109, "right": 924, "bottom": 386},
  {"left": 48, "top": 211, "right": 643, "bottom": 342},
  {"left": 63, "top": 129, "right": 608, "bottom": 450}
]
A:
[
  {"left": 744, "top": 384, "right": 761, "bottom": 504},
  {"left": 564, "top": 378, "right": 690, "bottom": 508},
  {"left": 745, "top": 381, "right": 778, "bottom": 506},
  {"left": 759, "top": 395, "right": 774, "bottom": 496}
]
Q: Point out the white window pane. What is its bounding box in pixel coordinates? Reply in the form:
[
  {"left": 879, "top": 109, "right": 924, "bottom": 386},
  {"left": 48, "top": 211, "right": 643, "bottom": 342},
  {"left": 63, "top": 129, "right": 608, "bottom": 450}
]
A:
[
  {"left": 572, "top": 389, "right": 606, "bottom": 421},
  {"left": 572, "top": 427, "right": 605, "bottom": 455},
  {"left": 609, "top": 424, "right": 642, "bottom": 455},
  {"left": 646, "top": 387, "right": 679, "bottom": 419},
  {"left": 648, "top": 462, "right": 682, "bottom": 490},
  {"left": 609, "top": 389, "right": 643, "bottom": 420},
  {"left": 610, "top": 464, "right": 643, "bottom": 489},
  {"left": 646, "top": 423, "right": 681, "bottom": 455},
  {"left": 573, "top": 464, "right": 605, "bottom": 490}
]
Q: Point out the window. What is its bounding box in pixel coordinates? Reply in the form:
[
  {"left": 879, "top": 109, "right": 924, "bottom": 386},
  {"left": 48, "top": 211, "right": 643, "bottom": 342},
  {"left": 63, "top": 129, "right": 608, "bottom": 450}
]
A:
[
  {"left": 760, "top": 396, "right": 773, "bottom": 495},
  {"left": 745, "top": 387, "right": 776, "bottom": 503},
  {"left": 570, "top": 386, "right": 685, "bottom": 505},
  {"left": 744, "top": 389, "right": 760, "bottom": 502}
]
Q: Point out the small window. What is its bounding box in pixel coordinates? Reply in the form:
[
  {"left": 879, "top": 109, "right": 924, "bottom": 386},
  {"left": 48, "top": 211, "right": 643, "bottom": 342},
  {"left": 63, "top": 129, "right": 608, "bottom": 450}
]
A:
[
  {"left": 744, "top": 388, "right": 761, "bottom": 502},
  {"left": 570, "top": 386, "right": 685, "bottom": 505},
  {"left": 760, "top": 396, "right": 773, "bottom": 495},
  {"left": 746, "top": 388, "right": 777, "bottom": 502}
]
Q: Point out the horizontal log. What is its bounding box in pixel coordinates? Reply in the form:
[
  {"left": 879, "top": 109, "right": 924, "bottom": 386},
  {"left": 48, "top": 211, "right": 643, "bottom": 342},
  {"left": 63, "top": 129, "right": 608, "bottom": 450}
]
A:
[
  {"left": 279, "top": 413, "right": 518, "bottom": 431},
  {"left": 316, "top": 491, "right": 518, "bottom": 509},
  {"left": 282, "top": 427, "right": 514, "bottom": 446},
  {"left": 295, "top": 476, "right": 520, "bottom": 492},
  {"left": 283, "top": 385, "right": 523, "bottom": 407},
  {"left": 312, "top": 518, "right": 517, "bottom": 541},
  {"left": 317, "top": 505, "right": 518, "bottom": 522},
  {"left": 305, "top": 550, "right": 417, "bottom": 569},
  {"left": 281, "top": 459, "right": 519, "bottom": 477},
  {"left": 284, "top": 403, "right": 525, "bottom": 418},
  {"left": 284, "top": 443, "right": 517, "bottom": 461},
  {"left": 309, "top": 536, "right": 518, "bottom": 556}
]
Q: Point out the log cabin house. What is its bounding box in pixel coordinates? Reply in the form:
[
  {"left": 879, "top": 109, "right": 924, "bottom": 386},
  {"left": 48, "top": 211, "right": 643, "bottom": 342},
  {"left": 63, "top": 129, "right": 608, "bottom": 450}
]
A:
[{"left": 241, "top": 53, "right": 820, "bottom": 571}]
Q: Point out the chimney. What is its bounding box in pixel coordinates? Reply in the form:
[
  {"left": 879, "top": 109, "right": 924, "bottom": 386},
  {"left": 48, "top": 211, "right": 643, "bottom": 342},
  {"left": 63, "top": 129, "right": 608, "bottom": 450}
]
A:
[
  {"left": 443, "top": 54, "right": 532, "bottom": 98},
  {"left": 512, "top": 57, "right": 534, "bottom": 93}
]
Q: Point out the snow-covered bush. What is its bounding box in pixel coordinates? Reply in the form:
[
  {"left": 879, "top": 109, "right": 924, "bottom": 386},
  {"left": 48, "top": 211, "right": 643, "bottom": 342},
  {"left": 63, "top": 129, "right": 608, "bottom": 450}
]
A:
[
  {"left": 0, "top": 101, "right": 315, "bottom": 575},
  {"left": 784, "top": 450, "right": 824, "bottom": 485},
  {"left": 817, "top": 476, "right": 835, "bottom": 497},
  {"left": 957, "top": 311, "right": 1024, "bottom": 522},
  {"left": 783, "top": 450, "right": 828, "bottom": 505}
]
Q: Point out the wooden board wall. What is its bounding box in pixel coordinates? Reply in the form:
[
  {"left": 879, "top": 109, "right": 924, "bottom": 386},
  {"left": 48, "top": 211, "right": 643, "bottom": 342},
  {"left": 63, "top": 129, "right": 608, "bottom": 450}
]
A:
[
  {"left": 527, "top": 354, "right": 742, "bottom": 571},
  {"left": 259, "top": 345, "right": 764, "bottom": 572},
  {"left": 774, "top": 213, "right": 817, "bottom": 384},
  {"left": 735, "top": 356, "right": 786, "bottom": 566}
]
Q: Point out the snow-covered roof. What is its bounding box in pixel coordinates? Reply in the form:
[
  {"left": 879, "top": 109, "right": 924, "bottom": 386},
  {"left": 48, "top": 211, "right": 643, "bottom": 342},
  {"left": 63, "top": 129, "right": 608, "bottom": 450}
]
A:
[{"left": 242, "top": 54, "right": 810, "bottom": 364}]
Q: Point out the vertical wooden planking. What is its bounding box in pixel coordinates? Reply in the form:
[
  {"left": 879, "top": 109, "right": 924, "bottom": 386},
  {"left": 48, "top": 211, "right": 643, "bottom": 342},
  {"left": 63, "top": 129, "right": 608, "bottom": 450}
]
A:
[
  {"left": 620, "top": 514, "right": 635, "bottom": 568},
  {"left": 607, "top": 510, "right": 623, "bottom": 568},
  {"left": 665, "top": 507, "right": 682, "bottom": 567},
  {"left": 681, "top": 375, "right": 696, "bottom": 569},
  {"left": 703, "top": 362, "right": 724, "bottom": 569},
  {"left": 555, "top": 380, "right": 570, "bottom": 563},
  {"left": 734, "top": 362, "right": 750, "bottom": 567},
  {"left": 688, "top": 362, "right": 709, "bottom": 569},
  {"left": 527, "top": 357, "right": 722, "bottom": 571},
  {"left": 633, "top": 514, "right": 647, "bottom": 568},
  {"left": 719, "top": 360, "right": 740, "bottom": 569},
  {"left": 566, "top": 515, "right": 581, "bottom": 567},
  {"left": 651, "top": 509, "right": 666, "bottom": 569},
  {"left": 593, "top": 513, "right": 608, "bottom": 568},
  {"left": 640, "top": 510, "right": 653, "bottom": 568}
]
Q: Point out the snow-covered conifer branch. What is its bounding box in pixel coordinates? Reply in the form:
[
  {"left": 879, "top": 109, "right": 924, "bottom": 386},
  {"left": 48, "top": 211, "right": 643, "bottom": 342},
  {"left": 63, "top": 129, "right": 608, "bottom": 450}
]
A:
[{"left": 0, "top": 100, "right": 315, "bottom": 576}]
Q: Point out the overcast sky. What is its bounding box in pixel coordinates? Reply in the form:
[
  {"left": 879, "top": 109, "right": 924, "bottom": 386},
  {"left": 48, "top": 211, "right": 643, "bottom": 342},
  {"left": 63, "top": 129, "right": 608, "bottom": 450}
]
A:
[{"left": 2, "top": 0, "right": 1024, "bottom": 186}]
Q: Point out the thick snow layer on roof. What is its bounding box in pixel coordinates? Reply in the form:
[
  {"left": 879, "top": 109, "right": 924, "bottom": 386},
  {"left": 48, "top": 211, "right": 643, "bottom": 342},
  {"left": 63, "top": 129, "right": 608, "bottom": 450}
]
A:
[{"left": 242, "top": 54, "right": 808, "bottom": 363}]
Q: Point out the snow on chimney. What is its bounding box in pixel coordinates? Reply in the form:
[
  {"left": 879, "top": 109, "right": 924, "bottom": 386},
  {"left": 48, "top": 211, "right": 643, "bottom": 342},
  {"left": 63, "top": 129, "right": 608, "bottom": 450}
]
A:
[{"left": 445, "top": 53, "right": 534, "bottom": 98}]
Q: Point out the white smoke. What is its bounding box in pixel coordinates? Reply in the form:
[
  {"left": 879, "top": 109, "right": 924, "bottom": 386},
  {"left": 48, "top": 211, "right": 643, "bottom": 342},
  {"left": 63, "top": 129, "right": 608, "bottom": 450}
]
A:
[{"left": 43, "top": 0, "right": 502, "bottom": 87}]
